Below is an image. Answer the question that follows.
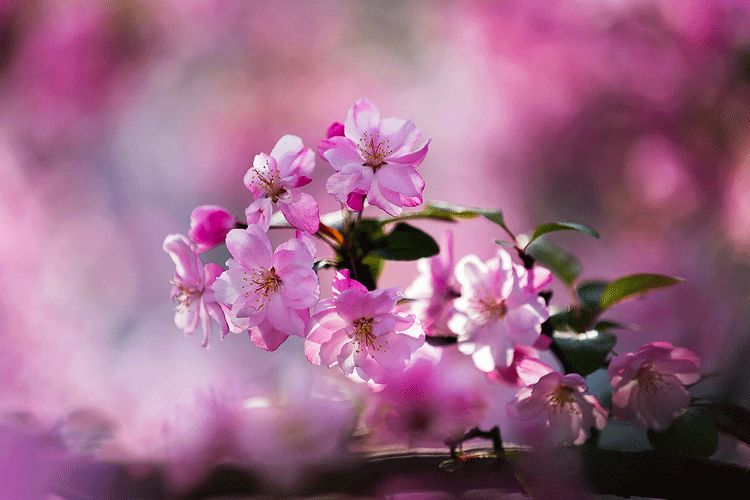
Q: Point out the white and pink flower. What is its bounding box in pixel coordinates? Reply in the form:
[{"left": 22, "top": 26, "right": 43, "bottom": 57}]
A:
[
  {"left": 163, "top": 234, "right": 232, "bottom": 347},
  {"left": 405, "top": 231, "right": 459, "bottom": 336},
  {"left": 319, "top": 99, "right": 430, "bottom": 215},
  {"left": 244, "top": 135, "right": 320, "bottom": 234},
  {"left": 608, "top": 341, "right": 701, "bottom": 431},
  {"left": 508, "top": 359, "right": 608, "bottom": 447},
  {"left": 451, "top": 249, "right": 549, "bottom": 373},
  {"left": 212, "top": 225, "right": 320, "bottom": 351},
  {"left": 305, "top": 270, "right": 425, "bottom": 383}
]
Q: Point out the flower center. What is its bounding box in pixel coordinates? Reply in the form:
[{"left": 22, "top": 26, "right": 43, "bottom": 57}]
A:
[
  {"left": 473, "top": 297, "right": 508, "bottom": 321},
  {"left": 357, "top": 131, "right": 391, "bottom": 168},
  {"left": 548, "top": 384, "right": 577, "bottom": 412},
  {"left": 352, "top": 317, "right": 383, "bottom": 352},
  {"left": 250, "top": 160, "right": 286, "bottom": 201},
  {"left": 636, "top": 364, "right": 664, "bottom": 394},
  {"left": 171, "top": 281, "right": 200, "bottom": 310},
  {"left": 242, "top": 267, "right": 282, "bottom": 304}
]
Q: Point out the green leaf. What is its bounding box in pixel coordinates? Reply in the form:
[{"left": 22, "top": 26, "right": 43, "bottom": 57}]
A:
[
  {"left": 552, "top": 330, "right": 617, "bottom": 376},
  {"left": 599, "top": 274, "right": 684, "bottom": 310},
  {"left": 526, "top": 222, "right": 599, "bottom": 248},
  {"left": 577, "top": 280, "right": 608, "bottom": 311},
  {"left": 372, "top": 222, "right": 439, "bottom": 261},
  {"left": 594, "top": 320, "right": 626, "bottom": 331},
  {"left": 525, "top": 238, "right": 582, "bottom": 285},
  {"left": 480, "top": 210, "right": 507, "bottom": 229},
  {"left": 494, "top": 239, "right": 516, "bottom": 248},
  {"left": 648, "top": 408, "right": 718, "bottom": 458},
  {"left": 387, "top": 201, "right": 505, "bottom": 225}
]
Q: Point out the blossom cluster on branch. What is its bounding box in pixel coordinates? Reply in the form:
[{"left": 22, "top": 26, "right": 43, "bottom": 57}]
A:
[{"left": 164, "top": 99, "right": 712, "bottom": 453}]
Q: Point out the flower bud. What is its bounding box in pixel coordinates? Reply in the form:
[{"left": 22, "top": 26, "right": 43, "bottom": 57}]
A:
[
  {"left": 326, "top": 121, "right": 345, "bottom": 138},
  {"left": 188, "top": 205, "right": 236, "bottom": 252}
]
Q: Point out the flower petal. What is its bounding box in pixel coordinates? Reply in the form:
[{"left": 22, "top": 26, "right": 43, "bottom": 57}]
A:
[
  {"left": 325, "top": 163, "right": 373, "bottom": 204},
  {"left": 344, "top": 98, "right": 380, "bottom": 143},
  {"left": 277, "top": 190, "right": 320, "bottom": 234},
  {"left": 225, "top": 226, "right": 273, "bottom": 270}
]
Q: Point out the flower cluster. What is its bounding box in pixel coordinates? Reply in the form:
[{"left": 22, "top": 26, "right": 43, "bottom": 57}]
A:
[{"left": 164, "top": 99, "right": 704, "bottom": 452}]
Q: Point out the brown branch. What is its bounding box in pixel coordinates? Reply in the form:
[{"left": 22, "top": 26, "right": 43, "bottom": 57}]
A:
[{"left": 51, "top": 447, "right": 750, "bottom": 498}]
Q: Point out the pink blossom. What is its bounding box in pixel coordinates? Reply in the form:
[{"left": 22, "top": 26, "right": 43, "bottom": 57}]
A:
[
  {"left": 451, "top": 249, "right": 549, "bottom": 372},
  {"left": 188, "top": 205, "right": 236, "bottom": 253},
  {"left": 405, "top": 231, "right": 459, "bottom": 336},
  {"left": 163, "top": 234, "right": 231, "bottom": 347},
  {"left": 488, "top": 345, "right": 548, "bottom": 386},
  {"left": 508, "top": 359, "right": 608, "bottom": 447},
  {"left": 243, "top": 135, "right": 320, "bottom": 233},
  {"left": 305, "top": 270, "right": 425, "bottom": 383},
  {"left": 363, "top": 356, "right": 486, "bottom": 446},
  {"left": 608, "top": 341, "right": 701, "bottom": 431},
  {"left": 212, "top": 226, "right": 320, "bottom": 351},
  {"left": 319, "top": 99, "right": 430, "bottom": 215}
]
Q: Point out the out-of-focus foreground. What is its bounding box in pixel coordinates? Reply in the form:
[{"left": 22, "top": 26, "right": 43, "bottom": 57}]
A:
[{"left": 2, "top": 0, "right": 750, "bottom": 496}]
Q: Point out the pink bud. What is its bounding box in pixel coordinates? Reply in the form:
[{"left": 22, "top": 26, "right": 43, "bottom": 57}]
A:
[
  {"left": 188, "top": 205, "right": 236, "bottom": 252},
  {"left": 346, "top": 190, "right": 366, "bottom": 211},
  {"left": 326, "top": 121, "right": 345, "bottom": 138}
]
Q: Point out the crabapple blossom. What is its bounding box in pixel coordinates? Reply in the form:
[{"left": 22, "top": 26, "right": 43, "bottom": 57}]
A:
[
  {"left": 244, "top": 135, "right": 320, "bottom": 233},
  {"left": 451, "top": 249, "right": 549, "bottom": 373},
  {"left": 188, "top": 205, "right": 236, "bottom": 253},
  {"left": 508, "top": 358, "right": 608, "bottom": 447},
  {"left": 608, "top": 341, "right": 701, "bottom": 431},
  {"left": 211, "top": 225, "right": 320, "bottom": 351},
  {"left": 319, "top": 99, "right": 430, "bottom": 215},
  {"left": 305, "top": 270, "right": 425, "bottom": 383},
  {"left": 405, "top": 231, "right": 459, "bottom": 336},
  {"left": 163, "top": 234, "right": 231, "bottom": 347},
  {"left": 363, "top": 354, "right": 486, "bottom": 446}
]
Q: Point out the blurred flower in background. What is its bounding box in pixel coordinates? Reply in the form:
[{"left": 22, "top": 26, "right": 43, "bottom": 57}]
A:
[{"left": 2, "top": 0, "right": 750, "bottom": 494}]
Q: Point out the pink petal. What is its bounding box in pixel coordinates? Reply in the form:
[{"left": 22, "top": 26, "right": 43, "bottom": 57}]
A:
[
  {"left": 249, "top": 319, "right": 289, "bottom": 351},
  {"left": 325, "top": 163, "right": 373, "bottom": 204},
  {"left": 270, "top": 134, "right": 304, "bottom": 161},
  {"left": 515, "top": 355, "right": 554, "bottom": 386},
  {"left": 505, "top": 301, "right": 546, "bottom": 344},
  {"left": 331, "top": 269, "right": 368, "bottom": 297},
  {"left": 265, "top": 294, "right": 305, "bottom": 336},
  {"left": 366, "top": 177, "right": 404, "bottom": 216},
  {"left": 225, "top": 226, "right": 273, "bottom": 270},
  {"left": 244, "top": 197, "right": 273, "bottom": 232},
  {"left": 206, "top": 301, "right": 230, "bottom": 339},
  {"left": 455, "top": 255, "right": 490, "bottom": 295},
  {"left": 277, "top": 190, "right": 320, "bottom": 233},
  {"left": 278, "top": 147, "right": 315, "bottom": 183},
  {"left": 344, "top": 98, "right": 380, "bottom": 143},
  {"left": 175, "top": 300, "right": 200, "bottom": 335},
  {"left": 317, "top": 329, "right": 350, "bottom": 367},
  {"left": 378, "top": 117, "right": 418, "bottom": 154},
  {"left": 387, "top": 139, "right": 430, "bottom": 167},
  {"left": 319, "top": 136, "right": 361, "bottom": 170},
  {"left": 163, "top": 234, "right": 203, "bottom": 289},
  {"left": 294, "top": 229, "right": 317, "bottom": 258},
  {"left": 277, "top": 265, "right": 319, "bottom": 309},
  {"left": 374, "top": 164, "right": 423, "bottom": 198}
]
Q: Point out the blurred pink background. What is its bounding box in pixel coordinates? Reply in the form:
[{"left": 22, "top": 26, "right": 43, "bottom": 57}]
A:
[{"left": 2, "top": 0, "right": 750, "bottom": 495}]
